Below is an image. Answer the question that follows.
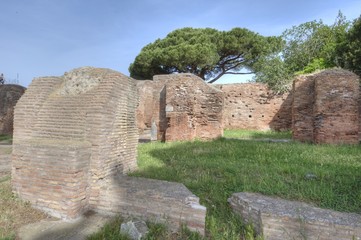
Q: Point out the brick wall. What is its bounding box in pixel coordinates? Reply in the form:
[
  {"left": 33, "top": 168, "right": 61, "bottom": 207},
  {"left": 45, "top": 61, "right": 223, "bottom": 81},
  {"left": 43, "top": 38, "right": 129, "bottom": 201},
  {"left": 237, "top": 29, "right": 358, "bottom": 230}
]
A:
[
  {"left": 156, "top": 74, "right": 224, "bottom": 141},
  {"left": 0, "top": 84, "right": 26, "bottom": 135},
  {"left": 292, "top": 69, "right": 360, "bottom": 144},
  {"left": 214, "top": 83, "right": 292, "bottom": 131},
  {"left": 292, "top": 75, "right": 316, "bottom": 142},
  {"left": 136, "top": 81, "right": 292, "bottom": 135},
  {"left": 12, "top": 67, "right": 139, "bottom": 219}
]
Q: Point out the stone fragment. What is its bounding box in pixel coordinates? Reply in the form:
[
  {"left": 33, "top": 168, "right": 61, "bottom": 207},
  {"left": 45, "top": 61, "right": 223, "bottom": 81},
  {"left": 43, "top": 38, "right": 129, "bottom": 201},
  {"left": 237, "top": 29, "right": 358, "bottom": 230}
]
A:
[{"left": 120, "top": 220, "right": 148, "bottom": 240}]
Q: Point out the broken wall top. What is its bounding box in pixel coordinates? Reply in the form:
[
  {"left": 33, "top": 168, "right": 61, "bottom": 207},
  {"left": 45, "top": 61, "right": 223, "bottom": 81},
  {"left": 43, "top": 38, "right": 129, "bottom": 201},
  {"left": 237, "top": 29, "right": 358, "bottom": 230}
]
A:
[{"left": 14, "top": 67, "right": 137, "bottom": 143}]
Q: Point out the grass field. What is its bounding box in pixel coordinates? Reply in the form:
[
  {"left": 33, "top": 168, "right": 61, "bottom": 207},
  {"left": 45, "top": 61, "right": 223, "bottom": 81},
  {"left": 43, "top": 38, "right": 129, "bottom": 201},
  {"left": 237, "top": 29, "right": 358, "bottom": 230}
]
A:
[{"left": 130, "top": 136, "right": 361, "bottom": 239}]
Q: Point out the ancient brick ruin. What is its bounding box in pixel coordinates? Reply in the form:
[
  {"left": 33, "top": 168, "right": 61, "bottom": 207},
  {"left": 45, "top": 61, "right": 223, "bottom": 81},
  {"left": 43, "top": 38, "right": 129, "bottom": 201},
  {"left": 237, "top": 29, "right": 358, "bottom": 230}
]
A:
[
  {"left": 0, "top": 84, "right": 25, "bottom": 135},
  {"left": 11, "top": 67, "right": 206, "bottom": 233},
  {"left": 292, "top": 69, "right": 360, "bottom": 144},
  {"left": 214, "top": 83, "right": 292, "bottom": 131},
  {"left": 12, "top": 67, "right": 139, "bottom": 219},
  {"left": 136, "top": 74, "right": 224, "bottom": 141},
  {"left": 161, "top": 74, "right": 224, "bottom": 141}
]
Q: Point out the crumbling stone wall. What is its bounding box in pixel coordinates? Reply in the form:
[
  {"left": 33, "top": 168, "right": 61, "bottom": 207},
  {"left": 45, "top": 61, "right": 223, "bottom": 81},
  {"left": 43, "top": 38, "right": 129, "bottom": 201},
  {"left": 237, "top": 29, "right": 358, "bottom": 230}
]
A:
[
  {"left": 292, "top": 69, "right": 360, "bottom": 144},
  {"left": 156, "top": 74, "right": 224, "bottom": 141},
  {"left": 12, "top": 67, "right": 138, "bottom": 219},
  {"left": 136, "top": 74, "right": 224, "bottom": 141},
  {"left": 214, "top": 83, "right": 292, "bottom": 131},
  {"left": 0, "top": 84, "right": 26, "bottom": 135}
]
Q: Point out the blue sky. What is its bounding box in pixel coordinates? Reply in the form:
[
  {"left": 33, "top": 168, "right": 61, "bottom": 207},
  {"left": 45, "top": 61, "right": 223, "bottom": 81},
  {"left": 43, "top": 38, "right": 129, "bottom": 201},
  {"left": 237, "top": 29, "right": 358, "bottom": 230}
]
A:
[{"left": 1, "top": 0, "right": 361, "bottom": 87}]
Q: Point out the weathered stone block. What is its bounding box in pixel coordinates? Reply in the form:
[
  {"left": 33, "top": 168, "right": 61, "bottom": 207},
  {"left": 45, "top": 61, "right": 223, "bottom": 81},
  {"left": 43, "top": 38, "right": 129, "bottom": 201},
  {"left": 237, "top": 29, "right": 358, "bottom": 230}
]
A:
[
  {"left": 229, "top": 192, "right": 361, "bottom": 240},
  {"left": 96, "top": 175, "right": 207, "bottom": 235}
]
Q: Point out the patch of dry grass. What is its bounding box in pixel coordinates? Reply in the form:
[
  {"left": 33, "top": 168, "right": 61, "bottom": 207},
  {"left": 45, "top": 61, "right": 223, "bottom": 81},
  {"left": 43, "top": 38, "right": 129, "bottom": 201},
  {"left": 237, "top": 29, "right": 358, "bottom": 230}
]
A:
[{"left": 0, "top": 175, "right": 49, "bottom": 239}]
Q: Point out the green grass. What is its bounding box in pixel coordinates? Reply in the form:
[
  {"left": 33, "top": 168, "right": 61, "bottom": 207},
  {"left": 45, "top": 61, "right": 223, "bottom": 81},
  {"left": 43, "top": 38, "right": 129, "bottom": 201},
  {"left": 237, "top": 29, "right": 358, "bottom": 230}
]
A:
[
  {"left": 223, "top": 129, "right": 292, "bottom": 139},
  {"left": 130, "top": 136, "right": 361, "bottom": 239}
]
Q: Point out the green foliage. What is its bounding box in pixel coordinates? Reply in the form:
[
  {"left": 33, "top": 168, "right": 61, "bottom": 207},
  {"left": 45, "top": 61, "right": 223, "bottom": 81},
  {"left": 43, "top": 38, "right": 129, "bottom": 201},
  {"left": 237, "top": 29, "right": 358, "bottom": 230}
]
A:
[
  {"left": 253, "top": 56, "right": 293, "bottom": 93},
  {"left": 133, "top": 135, "right": 361, "bottom": 239},
  {"left": 336, "top": 14, "right": 361, "bottom": 76},
  {"left": 254, "top": 11, "right": 350, "bottom": 92},
  {"left": 295, "top": 58, "right": 331, "bottom": 74},
  {"left": 282, "top": 12, "right": 349, "bottom": 73},
  {"left": 129, "top": 27, "right": 282, "bottom": 83}
]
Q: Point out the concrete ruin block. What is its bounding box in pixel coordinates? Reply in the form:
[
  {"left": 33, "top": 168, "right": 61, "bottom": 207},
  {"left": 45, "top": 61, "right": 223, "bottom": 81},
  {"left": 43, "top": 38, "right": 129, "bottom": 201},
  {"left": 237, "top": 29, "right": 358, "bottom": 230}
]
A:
[
  {"left": 0, "top": 84, "right": 26, "bottom": 135},
  {"left": 292, "top": 69, "right": 360, "bottom": 144},
  {"left": 229, "top": 192, "right": 361, "bottom": 240},
  {"left": 12, "top": 67, "right": 139, "bottom": 219}
]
